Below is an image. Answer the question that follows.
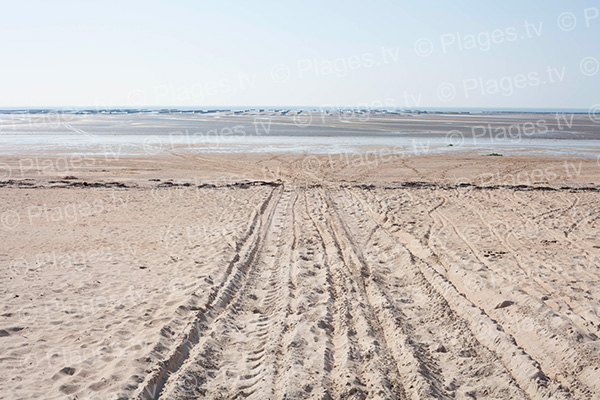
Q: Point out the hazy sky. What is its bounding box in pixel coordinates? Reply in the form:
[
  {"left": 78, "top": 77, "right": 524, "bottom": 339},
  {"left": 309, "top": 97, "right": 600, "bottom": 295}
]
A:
[{"left": 2, "top": 0, "right": 599, "bottom": 109}]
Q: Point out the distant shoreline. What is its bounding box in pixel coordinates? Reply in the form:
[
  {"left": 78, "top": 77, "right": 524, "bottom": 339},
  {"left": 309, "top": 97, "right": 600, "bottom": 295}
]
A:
[{"left": 0, "top": 107, "right": 593, "bottom": 115}]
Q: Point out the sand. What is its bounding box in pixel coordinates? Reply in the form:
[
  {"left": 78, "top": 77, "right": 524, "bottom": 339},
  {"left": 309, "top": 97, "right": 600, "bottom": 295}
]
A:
[{"left": 1, "top": 152, "right": 600, "bottom": 399}]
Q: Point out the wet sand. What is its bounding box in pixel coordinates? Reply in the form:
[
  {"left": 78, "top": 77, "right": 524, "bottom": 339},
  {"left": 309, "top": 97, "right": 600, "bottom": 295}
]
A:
[{"left": 1, "top": 111, "right": 599, "bottom": 139}]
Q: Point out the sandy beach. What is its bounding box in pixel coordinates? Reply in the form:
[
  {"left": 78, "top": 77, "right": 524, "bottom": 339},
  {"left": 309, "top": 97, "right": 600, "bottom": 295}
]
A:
[
  {"left": 1, "top": 142, "right": 600, "bottom": 399},
  {"left": 3, "top": 0, "right": 600, "bottom": 397}
]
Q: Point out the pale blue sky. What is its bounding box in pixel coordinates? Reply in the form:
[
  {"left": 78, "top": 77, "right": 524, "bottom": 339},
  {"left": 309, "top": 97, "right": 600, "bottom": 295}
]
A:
[{"left": 1, "top": 0, "right": 598, "bottom": 109}]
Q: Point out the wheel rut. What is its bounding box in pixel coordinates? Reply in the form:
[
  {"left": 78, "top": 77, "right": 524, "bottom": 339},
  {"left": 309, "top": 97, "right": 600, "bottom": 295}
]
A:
[
  {"left": 133, "top": 186, "right": 283, "bottom": 399},
  {"left": 347, "top": 187, "right": 572, "bottom": 400},
  {"left": 126, "top": 184, "right": 598, "bottom": 399}
]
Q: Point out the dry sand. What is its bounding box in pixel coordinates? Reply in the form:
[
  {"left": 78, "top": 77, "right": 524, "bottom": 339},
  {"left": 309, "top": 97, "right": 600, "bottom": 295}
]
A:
[{"left": 1, "top": 152, "right": 600, "bottom": 399}]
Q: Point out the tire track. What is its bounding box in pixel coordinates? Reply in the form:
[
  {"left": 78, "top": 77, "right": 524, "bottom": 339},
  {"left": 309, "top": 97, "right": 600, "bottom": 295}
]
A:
[
  {"left": 225, "top": 189, "right": 296, "bottom": 398},
  {"left": 157, "top": 188, "right": 296, "bottom": 399},
  {"left": 453, "top": 192, "right": 600, "bottom": 333},
  {"left": 274, "top": 190, "right": 333, "bottom": 399},
  {"left": 304, "top": 189, "right": 374, "bottom": 399},
  {"left": 304, "top": 188, "right": 407, "bottom": 400},
  {"left": 133, "top": 186, "right": 282, "bottom": 399},
  {"left": 349, "top": 187, "right": 571, "bottom": 400},
  {"left": 432, "top": 192, "right": 600, "bottom": 397},
  {"left": 337, "top": 188, "right": 529, "bottom": 399},
  {"left": 408, "top": 189, "right": 598, "bottom": 398},
  {"left": 125, "top": 183, "right": 597, "bottom": 399}
]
